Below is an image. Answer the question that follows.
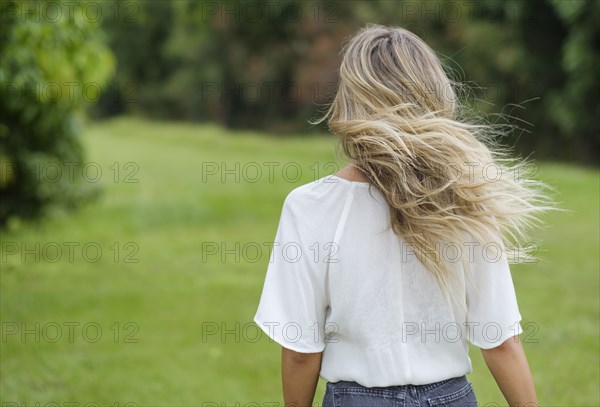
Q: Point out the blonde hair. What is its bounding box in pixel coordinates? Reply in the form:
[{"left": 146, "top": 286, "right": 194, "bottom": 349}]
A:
[{"left": 312, "top": 24, "right": 556, "bottom": 311}]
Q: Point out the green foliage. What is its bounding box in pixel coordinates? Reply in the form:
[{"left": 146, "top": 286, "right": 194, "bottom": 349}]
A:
[
  {"left": 546, "top": 0, "right": 600, "bottom": 161},
  {"left": 92, "top": 0, "right": 174, "bottom": 118},
  {"left": 0, "top": 0, "right": 115, "bottom": 225},
  {"left": 93, "top": 0, "right": 598, "bottom": 162}
]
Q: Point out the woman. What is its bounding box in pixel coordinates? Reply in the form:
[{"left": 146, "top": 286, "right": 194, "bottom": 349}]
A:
[{"left": 254, "top": 24, "right": 554, "bottom": 406}]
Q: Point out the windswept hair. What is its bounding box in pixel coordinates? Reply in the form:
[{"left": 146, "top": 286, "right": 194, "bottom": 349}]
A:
[{"left": 312, "top": 24, "right": 557, "bottom": 311}]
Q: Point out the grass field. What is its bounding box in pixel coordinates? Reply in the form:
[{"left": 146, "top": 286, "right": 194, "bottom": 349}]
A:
[{"left": 1, "top": 117, "right": 598, "bottom": 406}]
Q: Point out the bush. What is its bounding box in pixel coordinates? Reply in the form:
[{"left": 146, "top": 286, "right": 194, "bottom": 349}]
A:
[{"left": 0, "top": 0, "right": 115, "bottom": 227}]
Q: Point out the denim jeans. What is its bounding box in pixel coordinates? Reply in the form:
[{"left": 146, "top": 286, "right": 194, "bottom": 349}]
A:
[{"left": 322, "top": 375, "right": 478, "bottom": 406}]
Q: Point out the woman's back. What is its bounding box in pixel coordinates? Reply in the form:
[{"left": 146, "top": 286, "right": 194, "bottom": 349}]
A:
[{"left": 254, "top": 172, "right": 523, "bottom": 387}]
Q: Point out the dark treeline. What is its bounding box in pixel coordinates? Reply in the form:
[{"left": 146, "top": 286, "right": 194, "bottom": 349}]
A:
[{"left": 95, "top": 0, "right": 600, "bottom": 163}]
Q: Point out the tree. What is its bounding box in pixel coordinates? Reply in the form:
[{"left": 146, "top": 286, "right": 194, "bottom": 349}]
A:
[{"left": 0, "top": 0, "right": 115, "bottom": 226}]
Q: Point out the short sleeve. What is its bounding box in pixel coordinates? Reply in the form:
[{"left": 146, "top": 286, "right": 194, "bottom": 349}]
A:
[
  {"left": 465, "top": 240, "right": 524, "bottom": 349},
  {"left": 253, "top": 193, "right": 329, "bottom": 353}
]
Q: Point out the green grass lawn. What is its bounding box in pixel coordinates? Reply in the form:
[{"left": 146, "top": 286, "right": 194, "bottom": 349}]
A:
[{"left": 1, "top": 117, "right": 598, "bottom": 405}]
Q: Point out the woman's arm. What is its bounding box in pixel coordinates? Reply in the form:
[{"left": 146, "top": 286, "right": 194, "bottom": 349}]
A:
[
  {"left": 480, "top": 334, "right": 538, "bottom": 406},
  {"left": 281, "top": 347, "right": 323, "bottom": 407}
]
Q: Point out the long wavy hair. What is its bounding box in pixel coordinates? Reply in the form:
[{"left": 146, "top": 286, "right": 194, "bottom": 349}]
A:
[{"left": 312, "top": 24, "right": 557, "bottom": 310}]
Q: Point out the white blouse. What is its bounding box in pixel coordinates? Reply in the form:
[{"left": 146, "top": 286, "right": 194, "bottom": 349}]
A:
[{"left": 254, "top": 174, "right": 524, "bottom": 387}]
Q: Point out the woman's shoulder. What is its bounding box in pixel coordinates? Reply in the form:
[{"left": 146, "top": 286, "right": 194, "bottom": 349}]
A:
[
  {"left": 277, "top": 176, "right": 357, "bottom": 239},
  {"left": 283, "top": 175, "right": 351, "bottom": 212}
]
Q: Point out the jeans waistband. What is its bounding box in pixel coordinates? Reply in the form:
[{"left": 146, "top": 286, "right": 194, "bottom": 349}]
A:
[{"left": 328, "top": 374, "right": 467, "bottom": 393}]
